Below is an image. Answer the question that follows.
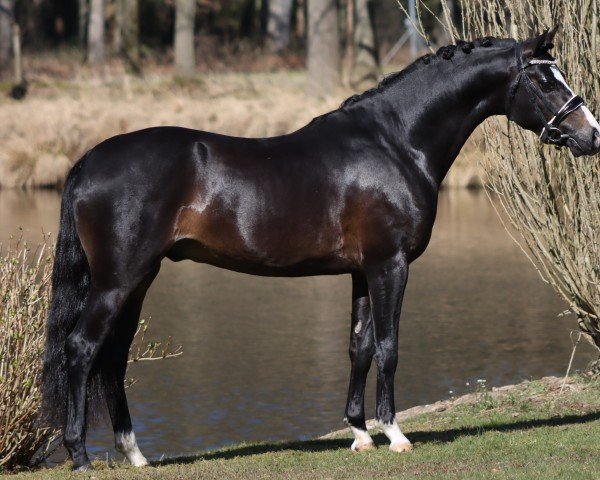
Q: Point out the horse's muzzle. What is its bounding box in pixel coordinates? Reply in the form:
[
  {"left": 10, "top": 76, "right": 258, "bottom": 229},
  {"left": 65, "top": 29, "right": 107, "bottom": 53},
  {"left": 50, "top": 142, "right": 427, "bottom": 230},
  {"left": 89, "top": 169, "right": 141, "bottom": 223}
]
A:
[{"left": 566, "top": 129, "right": 600, "bottom": 157}]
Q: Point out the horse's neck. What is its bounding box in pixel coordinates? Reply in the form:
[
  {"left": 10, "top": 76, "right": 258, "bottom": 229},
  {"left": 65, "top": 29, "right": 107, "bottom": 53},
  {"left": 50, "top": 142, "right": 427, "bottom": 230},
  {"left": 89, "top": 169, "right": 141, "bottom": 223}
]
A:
[{"left": 384, "top": 49, "right": 513, "bottom": 187}]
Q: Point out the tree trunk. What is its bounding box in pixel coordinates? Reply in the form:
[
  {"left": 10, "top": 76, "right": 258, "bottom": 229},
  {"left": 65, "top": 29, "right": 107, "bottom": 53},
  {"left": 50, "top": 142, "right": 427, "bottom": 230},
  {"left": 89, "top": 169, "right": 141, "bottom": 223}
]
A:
[
  {"left": 351, "top": 0, "right": 379, "bottom": 87},
  {"left": 23, "top": 0, "right": 43, "bottom": 48},
  {"left": 307, "top": 0, "right": 340, "bottom": 96},
  {"left": 113, "top": 0, "right": 124, "bottom": 53},
  {"left": 79, "top": 0, "right": 88, "bottom": 47},
  {"left": 174, "top": 0, "right": 196, "bottom": 76},
  {"left": 267, "top": 0, "right": 294, "bottom": 53},
  {"left": 88, "top": 0, "right": 105, "bottom": 64},
  {"left": 11, "top": 20, "right": 20, "bottom": 83},
  {"left": 0, "top": 0, "right": 14, "bottom": 69},
  {"left": 123, "top": 0, "right": 140, "bottom": 66}
]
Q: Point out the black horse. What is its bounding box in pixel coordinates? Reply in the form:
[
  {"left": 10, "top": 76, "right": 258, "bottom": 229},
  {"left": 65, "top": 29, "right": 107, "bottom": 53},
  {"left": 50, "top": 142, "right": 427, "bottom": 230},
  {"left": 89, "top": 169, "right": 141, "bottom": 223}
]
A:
[{"left": 41, "top": 28, "right": 600, "bottom": 471}]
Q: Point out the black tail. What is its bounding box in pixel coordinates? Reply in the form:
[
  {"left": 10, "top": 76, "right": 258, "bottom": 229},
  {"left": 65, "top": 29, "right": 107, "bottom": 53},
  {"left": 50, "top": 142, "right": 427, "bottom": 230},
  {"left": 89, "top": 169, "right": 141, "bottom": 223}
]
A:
[{"left": 40, "top": 154, "right": 107, "bottom": 429}]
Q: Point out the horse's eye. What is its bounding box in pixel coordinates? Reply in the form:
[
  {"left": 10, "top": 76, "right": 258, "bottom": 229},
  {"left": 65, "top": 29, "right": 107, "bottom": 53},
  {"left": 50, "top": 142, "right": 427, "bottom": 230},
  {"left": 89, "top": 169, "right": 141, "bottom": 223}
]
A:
[{"left": 539, "top": 79, "right": 556, "bottom": 92}]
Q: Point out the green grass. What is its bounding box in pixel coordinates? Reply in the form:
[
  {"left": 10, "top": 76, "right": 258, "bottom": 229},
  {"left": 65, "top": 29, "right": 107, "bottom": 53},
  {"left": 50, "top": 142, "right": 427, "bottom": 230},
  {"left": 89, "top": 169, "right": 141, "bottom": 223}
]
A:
[{"left": 6, "top": 376, "right": 600, "bottom": 479}]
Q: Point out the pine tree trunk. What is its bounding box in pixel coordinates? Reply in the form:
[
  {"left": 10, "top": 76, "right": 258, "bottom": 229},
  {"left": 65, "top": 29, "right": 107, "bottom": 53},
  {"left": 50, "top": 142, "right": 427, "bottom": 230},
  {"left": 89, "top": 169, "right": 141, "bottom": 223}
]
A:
[
  {"left": 88, "top": 0, "right": 105, "bottom": 64},
  {"left": 0, "top": 0, "right": 14, "bottom": 68},
  {"left": 174, "top": 0, "right": 196, "bottom": 76},
  {"left": 307, "top": 0, "right": 340, "bottom": 96},
  {"left": 267, "top": 0, "right": 294, "bottom": 53},
  {"left": 351, "top": 0, "right": 379, "bottom": 87}
]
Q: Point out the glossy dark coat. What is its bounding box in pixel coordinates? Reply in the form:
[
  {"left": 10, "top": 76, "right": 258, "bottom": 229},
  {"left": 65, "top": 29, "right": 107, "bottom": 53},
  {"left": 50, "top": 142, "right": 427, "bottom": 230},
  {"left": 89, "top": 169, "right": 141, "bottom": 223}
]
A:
[{"left": 41, "top": 31, "right": 600, "bottom": 470}]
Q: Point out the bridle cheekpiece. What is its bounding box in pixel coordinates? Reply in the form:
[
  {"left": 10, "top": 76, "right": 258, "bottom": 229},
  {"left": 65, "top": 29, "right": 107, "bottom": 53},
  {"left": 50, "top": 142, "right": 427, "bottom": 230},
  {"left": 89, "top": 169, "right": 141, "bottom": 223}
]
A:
[{"left": 508, "top": 41, "right": 584, "bottom": 146}]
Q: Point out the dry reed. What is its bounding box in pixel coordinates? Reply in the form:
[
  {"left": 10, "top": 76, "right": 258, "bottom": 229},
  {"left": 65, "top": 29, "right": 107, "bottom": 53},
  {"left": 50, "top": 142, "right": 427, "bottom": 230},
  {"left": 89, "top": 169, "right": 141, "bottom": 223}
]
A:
[{"left": 0, "top": 68, "right": 480, "bottom": 189}]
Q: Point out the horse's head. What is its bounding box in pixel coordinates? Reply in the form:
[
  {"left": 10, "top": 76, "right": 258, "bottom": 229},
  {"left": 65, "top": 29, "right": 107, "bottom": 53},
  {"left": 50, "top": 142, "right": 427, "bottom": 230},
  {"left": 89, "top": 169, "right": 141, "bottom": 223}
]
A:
[{"left": 507, "top": 26, "right": 600, "bottom": 157}]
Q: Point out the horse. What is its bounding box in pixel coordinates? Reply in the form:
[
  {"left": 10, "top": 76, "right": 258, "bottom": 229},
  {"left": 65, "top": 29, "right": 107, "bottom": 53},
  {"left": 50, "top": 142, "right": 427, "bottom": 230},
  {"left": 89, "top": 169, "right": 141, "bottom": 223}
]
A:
[{"left": 41, "top": 27, "right": 600, "bottom": 471}]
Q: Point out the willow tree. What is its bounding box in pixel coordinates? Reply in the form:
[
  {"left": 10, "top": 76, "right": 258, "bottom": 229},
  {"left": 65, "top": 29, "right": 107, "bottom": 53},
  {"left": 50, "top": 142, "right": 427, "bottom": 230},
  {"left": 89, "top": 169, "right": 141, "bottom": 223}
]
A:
[{"left": 420, "top": 0, "right": 600, "bottom": 351}]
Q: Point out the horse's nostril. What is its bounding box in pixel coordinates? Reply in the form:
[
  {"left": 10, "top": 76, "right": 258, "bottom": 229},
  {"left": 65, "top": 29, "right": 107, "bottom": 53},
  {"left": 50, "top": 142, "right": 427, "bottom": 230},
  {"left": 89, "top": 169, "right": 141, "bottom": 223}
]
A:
[{"left": 593, "top": 130, "right": 600, "bottom": 150}]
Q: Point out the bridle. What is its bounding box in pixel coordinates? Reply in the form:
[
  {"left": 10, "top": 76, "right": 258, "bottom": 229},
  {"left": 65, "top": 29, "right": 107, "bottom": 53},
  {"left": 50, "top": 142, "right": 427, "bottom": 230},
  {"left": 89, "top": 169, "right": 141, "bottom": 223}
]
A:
[{"left": 507, "top": 41, "right": 584, "bottom": 146}]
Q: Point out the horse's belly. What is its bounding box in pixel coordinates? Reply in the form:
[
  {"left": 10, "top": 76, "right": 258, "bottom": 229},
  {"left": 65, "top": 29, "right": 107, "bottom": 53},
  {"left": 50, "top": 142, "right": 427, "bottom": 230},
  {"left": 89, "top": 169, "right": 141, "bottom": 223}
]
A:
[
  {"left": 170, "top": 206, "right": 359, "bottom": 276},
  {"left": 166, "top": 237, "right": 355, "bottom": 276}
]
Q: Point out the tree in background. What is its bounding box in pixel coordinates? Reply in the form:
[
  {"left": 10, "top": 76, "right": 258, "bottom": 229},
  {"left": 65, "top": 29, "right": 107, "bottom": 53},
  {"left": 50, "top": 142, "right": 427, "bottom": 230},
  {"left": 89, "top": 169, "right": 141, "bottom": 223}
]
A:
[
  {"left": 175, "top": 0, "right": 196, "bottom": 75},
  {"left": 79, "top": 0, "right": 88, "bottom": 47},
  {"left": 307, "top": 0, "right": 340, "bottom": 96},
  {"left": 351, "top": 0, "right": 379, "bottom": 87},
  {"left": 266, "top": 0, "right": 294, "bottom": 53},
  {"left": 88, "top": 0, "right": 105, "bottom": 63},
  {"left": 113, "top": 0, "right": 140, "bottom": 71},
  {"left": 0, "top": 0, "right": 14, "bottom": 68}
]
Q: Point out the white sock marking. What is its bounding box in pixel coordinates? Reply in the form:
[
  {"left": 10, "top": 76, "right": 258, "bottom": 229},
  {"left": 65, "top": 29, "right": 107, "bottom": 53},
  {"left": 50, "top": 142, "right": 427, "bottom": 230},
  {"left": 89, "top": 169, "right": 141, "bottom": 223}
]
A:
[
  {"left": 380, "top": 419, "right": 411, "bottom": 449},
  {"left": 115, "top": 431, "right": 148, "bottom": 467},
  {"left": 350, "top": 426, "right": 374, "bottom": 451}
]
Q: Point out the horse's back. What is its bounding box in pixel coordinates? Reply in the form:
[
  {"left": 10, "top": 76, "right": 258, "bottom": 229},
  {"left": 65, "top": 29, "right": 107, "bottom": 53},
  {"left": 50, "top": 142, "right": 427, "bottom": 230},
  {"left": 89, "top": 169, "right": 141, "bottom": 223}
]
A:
[{"left": 68, "top": 125, "right": 434, "bottom": 276}]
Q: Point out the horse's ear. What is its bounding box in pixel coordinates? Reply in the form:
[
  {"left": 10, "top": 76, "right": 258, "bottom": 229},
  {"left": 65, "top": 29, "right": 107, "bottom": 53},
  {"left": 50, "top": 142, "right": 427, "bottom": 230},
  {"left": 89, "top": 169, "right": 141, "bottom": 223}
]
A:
[
  {"left": 546, "top": 24, "right": 560, "bottom": 44},
  {"left": 522, "top": 28, "right": 553, "bottom": 57}
]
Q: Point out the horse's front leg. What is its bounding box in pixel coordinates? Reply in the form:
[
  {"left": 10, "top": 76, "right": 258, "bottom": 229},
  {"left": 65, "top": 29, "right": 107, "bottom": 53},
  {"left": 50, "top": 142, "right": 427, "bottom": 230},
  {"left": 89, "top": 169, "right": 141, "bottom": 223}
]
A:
[
  {"left": 366, "top": 254, "right": 412, "bottom": 452},
  {"left": 345, "top": 272, "right": 376, "bottom": 451}
]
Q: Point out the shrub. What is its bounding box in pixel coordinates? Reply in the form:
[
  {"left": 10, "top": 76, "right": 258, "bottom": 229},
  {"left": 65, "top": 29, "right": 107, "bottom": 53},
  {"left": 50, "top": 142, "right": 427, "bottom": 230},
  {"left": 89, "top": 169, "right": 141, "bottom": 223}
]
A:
[
  {"left": 0, "top": 239, "right": 57, "bottom": 470},
  {"left": 0, "top": 237, "right": 180, "bottom": 471},
  {"left": 407, "top": 0, "right": 600, "bottom": 352},
  {"left": 460, "top": 0, "right": 600, "bottom": 351}
]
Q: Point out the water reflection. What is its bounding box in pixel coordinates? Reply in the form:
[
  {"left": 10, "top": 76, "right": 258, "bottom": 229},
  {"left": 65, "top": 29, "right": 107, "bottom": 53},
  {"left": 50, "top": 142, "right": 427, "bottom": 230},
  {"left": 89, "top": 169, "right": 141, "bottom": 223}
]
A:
[{"left": 0, "top": 188, "right": 593, "bottom": 461}]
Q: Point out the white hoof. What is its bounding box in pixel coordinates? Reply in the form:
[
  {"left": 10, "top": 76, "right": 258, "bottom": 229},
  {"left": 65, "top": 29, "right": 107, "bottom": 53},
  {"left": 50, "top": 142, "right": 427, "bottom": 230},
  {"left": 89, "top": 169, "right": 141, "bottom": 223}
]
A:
[
  {"left": 351, "top": 440, "right": 376, "bottom": 452},
  {"left": 115, "top": 431, "right": 149, "bottom": 467},
  {"left": 350, "top": 426, "right": 376, "bottom": 452},
  {"left": 380, "top": 419, "right": 411, "bottom": 452},
  {"left": 389, "top": 441, "right": 412, "bottom": 453}
]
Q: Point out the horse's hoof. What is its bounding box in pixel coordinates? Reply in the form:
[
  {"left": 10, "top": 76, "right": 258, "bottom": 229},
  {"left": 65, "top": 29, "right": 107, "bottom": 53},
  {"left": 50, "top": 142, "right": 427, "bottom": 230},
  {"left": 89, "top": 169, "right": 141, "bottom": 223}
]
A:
[
  {"left": 351, "top": 441, "right": 376, "bottom": 452},
  {"left": 72, "top": 462, "right": 93, "bottom": 472},
  {"left": 131, "top": 457, "right": 149, "bottom": 467},
  {"left": 389, "top": 442, "right": 412, "bottom": 453}
]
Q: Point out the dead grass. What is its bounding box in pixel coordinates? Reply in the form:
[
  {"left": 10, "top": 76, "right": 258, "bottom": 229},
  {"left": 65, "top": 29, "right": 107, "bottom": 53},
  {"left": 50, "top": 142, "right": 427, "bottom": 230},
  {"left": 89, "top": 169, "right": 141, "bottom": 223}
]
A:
[{"left": 0, "top": 60, "right": 482, "bottom": 189}]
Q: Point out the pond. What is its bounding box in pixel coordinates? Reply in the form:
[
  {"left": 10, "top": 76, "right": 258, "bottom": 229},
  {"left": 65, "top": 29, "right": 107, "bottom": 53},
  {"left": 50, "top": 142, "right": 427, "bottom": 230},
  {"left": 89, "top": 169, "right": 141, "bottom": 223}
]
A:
[{"left": 0, "top": 187, "right": 594, "bottom": 461}]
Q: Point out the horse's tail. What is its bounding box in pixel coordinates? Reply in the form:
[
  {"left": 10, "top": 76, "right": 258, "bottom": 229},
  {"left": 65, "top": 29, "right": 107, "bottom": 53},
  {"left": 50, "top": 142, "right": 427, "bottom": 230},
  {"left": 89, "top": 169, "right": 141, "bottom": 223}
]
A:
[{"left": 40, "top": 153, "right": 106, "bottom": 429}]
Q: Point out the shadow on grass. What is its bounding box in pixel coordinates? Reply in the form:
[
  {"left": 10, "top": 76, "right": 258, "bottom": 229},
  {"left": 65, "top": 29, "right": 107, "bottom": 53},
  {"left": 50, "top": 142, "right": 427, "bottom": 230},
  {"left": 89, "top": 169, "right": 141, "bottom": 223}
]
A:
[{"left": 153, "top": 410, "right": 600, "bottom": 467}]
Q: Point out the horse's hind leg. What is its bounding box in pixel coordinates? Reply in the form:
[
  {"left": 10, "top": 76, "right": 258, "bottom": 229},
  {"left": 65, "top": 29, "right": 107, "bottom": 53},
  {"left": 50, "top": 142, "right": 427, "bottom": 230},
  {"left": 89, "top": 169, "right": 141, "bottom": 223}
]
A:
[
  {"left": 344, "top": 273, "right": 376, "bottom": 452},
  {"left": 64, "top": 261, "right": 161, "bottom": 471},
  {"left": 64, "top": 284, "right": 131, "bottom": 470},
  {"left": 367, "top": 254, "right": 412, "bottom": 453},
  {"left": 104, "top": 271, "right": 159, "bottom": 467}
]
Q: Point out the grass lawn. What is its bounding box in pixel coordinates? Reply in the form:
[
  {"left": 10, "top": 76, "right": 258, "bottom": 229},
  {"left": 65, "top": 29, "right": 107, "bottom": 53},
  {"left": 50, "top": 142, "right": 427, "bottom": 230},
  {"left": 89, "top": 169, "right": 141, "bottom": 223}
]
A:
[{"left": 5, "top": 375, "right": 600, "bottom": 479}]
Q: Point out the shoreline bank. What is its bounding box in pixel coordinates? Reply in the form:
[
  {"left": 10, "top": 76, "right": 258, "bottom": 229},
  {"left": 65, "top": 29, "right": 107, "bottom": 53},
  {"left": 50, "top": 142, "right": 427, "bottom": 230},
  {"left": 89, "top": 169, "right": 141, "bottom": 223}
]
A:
[{"left": 7, "top": 374, "right": 600, "bottom": 479}]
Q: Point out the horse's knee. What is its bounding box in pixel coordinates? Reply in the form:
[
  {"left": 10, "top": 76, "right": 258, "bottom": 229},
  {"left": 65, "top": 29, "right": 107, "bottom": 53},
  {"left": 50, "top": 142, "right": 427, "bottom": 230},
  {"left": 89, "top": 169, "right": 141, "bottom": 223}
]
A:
[
  {"left": 63, "top": 430, "right": 84, "bottom": 451},
  {"left": 375, "top": 347, "right": 398, "bottom": 376},
  {"left": 65, "top": 333, "right": 96, "bottom": 373},
  {"left": 345, "top": 404, "right": 365, "bottom": 428}
]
